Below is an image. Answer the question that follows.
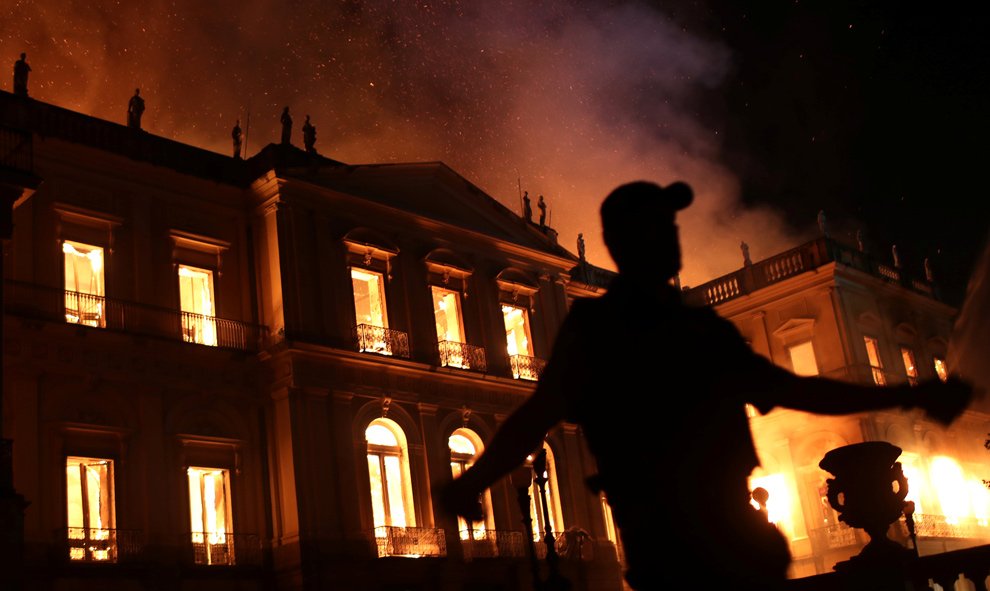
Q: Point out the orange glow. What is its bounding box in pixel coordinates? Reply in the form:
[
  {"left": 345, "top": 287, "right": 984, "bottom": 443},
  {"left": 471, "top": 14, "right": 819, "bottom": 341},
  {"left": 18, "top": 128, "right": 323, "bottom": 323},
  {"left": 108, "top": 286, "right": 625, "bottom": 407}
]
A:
[{"left": 748, "top": 473, "right": 793, "bottom": 539}]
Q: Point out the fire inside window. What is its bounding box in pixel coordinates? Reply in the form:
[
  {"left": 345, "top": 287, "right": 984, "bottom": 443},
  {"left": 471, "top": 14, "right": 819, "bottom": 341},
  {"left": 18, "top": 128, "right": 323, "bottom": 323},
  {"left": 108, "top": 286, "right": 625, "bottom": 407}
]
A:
[
  {"left": 352, "top": 268, "right": 392, "bottom": 354},
  {"left": 449, "top": 430, "right": 487, "bottom": 539},
  {"left": 864, "top": 336, "right": 886, "bottom": 385},
  {"left": 502, "top": 304, "right": 537, "bottom": 379},
  {"left": 66, "top": 456, "right": 115, "bottom": 562},
  {"left": 187, "top": 467, "right": 233, "bottom": 565},
  {"left": 900, "top": 347, "right": 919, "bottom": 386},
  {"left": 178, "top": 265, "right": 218, "bottom": 346},
  {"left": 934, "top": 357, "right": 948, "bottom": 382},
  {"left": 526, "top": 445, "right": 563, "bottom": 541},
  {"left": 63, "top": 240, "right": 105, "bottom": 328},
  {"left": 366, "top": 420, "right": 411, "bottom": 530},
  {"left": 433, "top": 286, "right": 467, "bottom": 367},
  {"left": 787, "top": 341, "right": 819, "bottom": 376}
]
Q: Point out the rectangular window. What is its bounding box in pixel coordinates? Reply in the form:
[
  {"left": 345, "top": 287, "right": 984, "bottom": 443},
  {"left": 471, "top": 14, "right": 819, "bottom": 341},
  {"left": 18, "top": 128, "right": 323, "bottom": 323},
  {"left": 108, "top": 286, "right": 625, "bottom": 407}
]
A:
[
  {"left": 187, "top": 467, "right": 233, "bottom": 565},
  {"left": 787, "top": 341, "right": 819, "bottom": 376},
  {"left": 900, "top": 347, "right": 919, "bottom": 386},
  {"left": 434, "top": 286, "right": 472, "bottom": 368},
  {"left": 864, "top": 336, "right": 886, "bottom": 385},
  {"left": 934, "top": 357, "right": 948, "bottom": 382},
  {"left": 367, "top": 453, "right": 407, "bottom": 528},
  {"left": 352, "top": 268, "right": 388, "bottom": 328},
  {"left": 432, "top": 286, "right": 465, "bottom": 344},
  {"left": 66, "top": 456, "right": 115, "bottom": 562},
  {"left": 63, "top": 241, "right": 105, "bottom": 328},
  {"left": 503, "top": 304, "right": 538, "bottom": 379},
  {"left": 178, "top": 265, "right": 217, "bottom": 346},
  {"left": 353, "top": 267, "right": 394, "bottom": 354}
]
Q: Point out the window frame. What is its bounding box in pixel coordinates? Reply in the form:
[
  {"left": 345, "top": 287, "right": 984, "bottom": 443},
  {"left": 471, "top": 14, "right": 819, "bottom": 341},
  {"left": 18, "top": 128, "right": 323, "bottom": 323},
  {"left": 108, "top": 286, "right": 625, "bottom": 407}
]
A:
[
  {"left": 65, "top": 455, "right": 117, "bottom": 562},
  {"left": 365, "top": 418, "right": 416, "bottom": 530}
]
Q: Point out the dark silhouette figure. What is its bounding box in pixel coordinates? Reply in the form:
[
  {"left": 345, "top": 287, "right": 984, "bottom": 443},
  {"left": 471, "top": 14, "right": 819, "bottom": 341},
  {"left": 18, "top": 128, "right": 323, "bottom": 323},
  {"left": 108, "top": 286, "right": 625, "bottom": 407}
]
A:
[
  {"left": 302, "top": 115, "right": 316, "bottom": 153},
  {"left": 232, "top": 120, "right": 243, "bottom": 159},
  {"left": 127, "top": 88, "right": 145, "bottom": 129},
  {"left": 538, "top": 194, "right": 547, "bottom": 228},
  {"left": 280, "top": 107, "right": 292, "bottom": 145},
  {"left": 577, "top": 233, "right": 586, "bottom": 262},
  {"left": 522, "top": 191, "right": 533, "bottom": 223},
  {"left": 12, "top": 53, "right": 30, "bottom": 97},
  {"left": 741, "top": 240, "right": 752, "bottom": 266},
  {"left": 439, "top": 180, "right": 974, "bottom": 591}
]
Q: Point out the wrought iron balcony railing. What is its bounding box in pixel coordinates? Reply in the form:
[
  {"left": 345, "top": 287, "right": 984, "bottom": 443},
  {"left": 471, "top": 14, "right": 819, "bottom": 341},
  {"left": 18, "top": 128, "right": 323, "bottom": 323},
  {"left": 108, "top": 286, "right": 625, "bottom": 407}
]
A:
[
  {"left": 186, "top": 532, "right": 263, "bottom": 566},
  {"left": 57, "top": 527, "right": 144, "bottom": 563},
  {"left": 508, "top": 354, "right": 546, "bottom": 381},
  {"left": 354, "top": 324, "right": 410, "bottom": 358},
  {"left": 4, "top": 282, "right": 268, "bottom": 351},
  {"left": 808, "top": 522, "right": 861, "bottom": 552},
  {"left": 373, "top": 525, "right": 446, "bottom": 557},
  {"left": 439, "top": 340, "right": 487, "bottom": 372},
  {"left": 459, "top": 529, "right": 536, "bottom": 559}
]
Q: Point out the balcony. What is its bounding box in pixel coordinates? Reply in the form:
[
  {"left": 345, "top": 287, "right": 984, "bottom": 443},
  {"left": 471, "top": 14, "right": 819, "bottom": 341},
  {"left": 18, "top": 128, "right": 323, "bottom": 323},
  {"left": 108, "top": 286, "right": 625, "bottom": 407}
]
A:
[
  {"left": 683, "top": 237, "right": 941, "bottom": 307},
  {"left": 460, "top": 529, "right": 525, "bottom": 559},
  {"left": 186, "top": 532, "right": 263, "bottom": 566},
  {"left": 508, "top": 354, "right": 546, "bottom": 381},
  {"left": 57, "top": 527, "right": 144, "bottom": 563},
  {"left": 374, "top": 526, "right": 446, "bottom": 558},
  {"left": 354, "top": 324, "right": 410, "bottom": 358},
  {"left": 439, "top": 340, "right": 487, "bottom": 372},
  {"left": 5, "top": 282, "right": 268, "bottom": 351}
]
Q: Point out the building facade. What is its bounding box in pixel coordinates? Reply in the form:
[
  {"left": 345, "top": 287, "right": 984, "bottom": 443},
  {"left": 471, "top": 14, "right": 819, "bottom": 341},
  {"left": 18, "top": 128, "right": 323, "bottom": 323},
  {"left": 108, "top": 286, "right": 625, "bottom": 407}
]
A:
[
  {"left": 684, "top": 237, "right": 990, "bottom": 577},
  {"left": 5, "top": 89, "right": 989, "bottom": 591},
  {"left": 0, "top": 91, "right": 623, "bottom": 591}
]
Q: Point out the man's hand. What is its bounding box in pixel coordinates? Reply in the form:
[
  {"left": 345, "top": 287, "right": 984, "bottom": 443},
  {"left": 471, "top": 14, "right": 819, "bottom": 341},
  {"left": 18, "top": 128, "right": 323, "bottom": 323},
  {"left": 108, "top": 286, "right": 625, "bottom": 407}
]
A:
[
  {"left": 438, "top": 476, "right": 484, "bottom": 522},
  {"left": 912, "top": 376, "right": 975, "bottom": 425}
]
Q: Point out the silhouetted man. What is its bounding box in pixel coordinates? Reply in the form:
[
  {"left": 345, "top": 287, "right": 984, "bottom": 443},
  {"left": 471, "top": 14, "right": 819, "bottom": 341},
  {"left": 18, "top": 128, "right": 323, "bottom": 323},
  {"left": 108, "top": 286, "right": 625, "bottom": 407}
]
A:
[
  {"left": 127, "top": 88, "right": 145, "bottom": 129},
  {"left": 522, "top": 191, "right": 533, "bottom": 223},
  {"left": 538, "top": 194, "right": 547, "bottom": 228},
  {"left": 280, "top": 106, "right": 292, "bottom": 145},
  {"left": 13, "top": 53, "right": 30, "bottom": 97},
  {"left": 440, "top": 180, "right": 974, "bottom": 591},
  {"left": 232, "top": 119, "right": 243, "bottom": 159}
]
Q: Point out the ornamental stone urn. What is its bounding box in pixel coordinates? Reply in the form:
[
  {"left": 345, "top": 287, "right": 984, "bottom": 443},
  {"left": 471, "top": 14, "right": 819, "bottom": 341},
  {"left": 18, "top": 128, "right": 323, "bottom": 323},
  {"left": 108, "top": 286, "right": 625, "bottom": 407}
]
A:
[{"left": 819, "top": 441, "right": 914, "bottom": 574}]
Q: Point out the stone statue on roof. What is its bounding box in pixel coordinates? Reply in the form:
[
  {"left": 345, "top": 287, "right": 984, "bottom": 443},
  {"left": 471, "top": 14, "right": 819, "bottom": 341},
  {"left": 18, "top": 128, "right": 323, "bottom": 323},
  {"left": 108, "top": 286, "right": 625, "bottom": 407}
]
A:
[
  {"left": 302, "top": 115, "right": 317, "bottom": 153},
  {"left": 280, "top": 106, "right": 292, "bottom": 145},
  {"left": 13, "top": 52, "right": 30, "bottom": 97},
  {"left": 127, "top": 88, "right": 145, "bottom": 129}
]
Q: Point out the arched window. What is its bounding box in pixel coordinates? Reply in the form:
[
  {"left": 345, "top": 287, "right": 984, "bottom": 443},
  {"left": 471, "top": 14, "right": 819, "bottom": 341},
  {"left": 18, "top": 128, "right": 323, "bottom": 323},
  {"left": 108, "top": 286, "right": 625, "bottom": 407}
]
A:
[
  {"left": 366, "top": 418, "right": 415, "bottom": 530},
  {"left": 527, "top": 443, "right": 564, "bottom": 541},
  {"left": 448, "top": 428, "right": 493, "bottom": 539}
]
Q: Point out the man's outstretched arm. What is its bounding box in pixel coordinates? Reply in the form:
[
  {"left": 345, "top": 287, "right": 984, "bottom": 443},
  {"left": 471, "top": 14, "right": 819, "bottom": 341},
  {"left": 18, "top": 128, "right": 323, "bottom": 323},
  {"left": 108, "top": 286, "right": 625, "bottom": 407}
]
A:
[{"left": 745, "top": 354, "right": 974, "bottom": 425}]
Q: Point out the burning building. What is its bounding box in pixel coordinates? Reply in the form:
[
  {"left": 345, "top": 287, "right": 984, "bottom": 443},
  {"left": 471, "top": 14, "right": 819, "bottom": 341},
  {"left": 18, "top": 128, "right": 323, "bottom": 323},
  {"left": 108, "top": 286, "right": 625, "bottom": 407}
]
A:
[
  {"left": 683, "top": 235, "right": 990, "bottom": 577},
  {"left": 0, "top": 90, "right": 624, "bottom": 590},
  {"left": 2, "top": 87, "right": 989, "bottom": 590}
]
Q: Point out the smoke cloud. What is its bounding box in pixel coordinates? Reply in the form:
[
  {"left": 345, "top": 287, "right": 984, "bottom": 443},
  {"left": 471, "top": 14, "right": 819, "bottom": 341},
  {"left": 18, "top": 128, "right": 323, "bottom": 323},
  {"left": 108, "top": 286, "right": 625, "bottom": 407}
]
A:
[{"left": 2, "top": 0, "right": 808, "bottom": 287}]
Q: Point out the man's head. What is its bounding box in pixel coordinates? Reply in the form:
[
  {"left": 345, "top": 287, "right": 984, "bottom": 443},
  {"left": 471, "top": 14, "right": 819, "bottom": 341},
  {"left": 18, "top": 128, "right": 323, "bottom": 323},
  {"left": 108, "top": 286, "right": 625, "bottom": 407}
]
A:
[
  {"left": 20, "top": 53, "right": 26, "bottom": 60},
  {"left": 600, "top": 180, "right": 693, "bottom": 281}
]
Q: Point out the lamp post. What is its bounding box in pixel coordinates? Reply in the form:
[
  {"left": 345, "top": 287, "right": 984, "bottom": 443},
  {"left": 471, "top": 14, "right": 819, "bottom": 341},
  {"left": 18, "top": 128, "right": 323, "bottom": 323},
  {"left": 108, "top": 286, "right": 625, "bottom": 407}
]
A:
[
  {"left": 532, "top": 449, "right": 570, "bottom": 591},
  {"left": 512, "top": 464, "right": 542, "bottom": 589}
]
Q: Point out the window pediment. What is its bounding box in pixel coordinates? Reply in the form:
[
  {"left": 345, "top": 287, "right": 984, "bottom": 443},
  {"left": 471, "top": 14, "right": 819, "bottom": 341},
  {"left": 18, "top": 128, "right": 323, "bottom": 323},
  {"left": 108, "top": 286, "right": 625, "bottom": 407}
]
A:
[
  {"left": 772, "top": 317, "right": 815, "bottom": 343},
  {"left": 424, "top": 248, "right": 473, "bottom": 279},
  {"left": 342, "top": 228, "right": 400, "bottom": 262},
  {"left": 496, "top": 268, "right": 539, "bottom": 298}
]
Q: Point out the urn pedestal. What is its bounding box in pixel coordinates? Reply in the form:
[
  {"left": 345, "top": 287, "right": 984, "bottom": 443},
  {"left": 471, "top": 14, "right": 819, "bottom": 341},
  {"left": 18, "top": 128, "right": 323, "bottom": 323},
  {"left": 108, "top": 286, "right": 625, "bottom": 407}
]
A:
[{"left": 819, "top": 441, "right": 914, "bottom": 586}]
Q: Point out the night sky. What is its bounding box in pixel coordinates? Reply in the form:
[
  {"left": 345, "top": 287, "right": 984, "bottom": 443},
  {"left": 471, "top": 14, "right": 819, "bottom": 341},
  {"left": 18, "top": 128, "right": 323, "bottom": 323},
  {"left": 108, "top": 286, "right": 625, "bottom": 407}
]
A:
[{"left": 2, "top": 0, "right": 987, "bottom": 306}]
